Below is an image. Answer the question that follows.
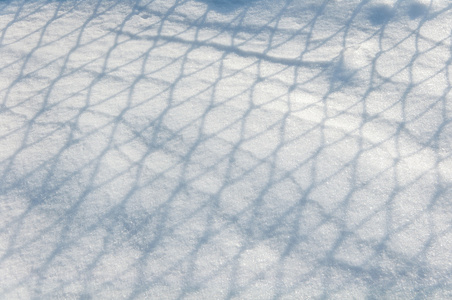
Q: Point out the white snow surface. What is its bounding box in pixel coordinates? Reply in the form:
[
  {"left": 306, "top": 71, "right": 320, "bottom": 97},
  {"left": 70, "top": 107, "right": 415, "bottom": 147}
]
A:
[{"left": 0, "top": 0, "right": 451, "bottom": 298}]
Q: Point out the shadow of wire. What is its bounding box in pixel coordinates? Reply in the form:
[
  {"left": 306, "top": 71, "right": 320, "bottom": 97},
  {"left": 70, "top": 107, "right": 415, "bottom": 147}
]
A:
[{"left": 0, "top": 0, "right": 451, "bottom": 299}]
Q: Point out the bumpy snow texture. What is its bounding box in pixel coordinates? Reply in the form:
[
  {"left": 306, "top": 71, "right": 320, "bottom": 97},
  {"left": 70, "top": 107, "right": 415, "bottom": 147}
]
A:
[{"left": 0, "top": 0, "right": 451, "bottom": 299}]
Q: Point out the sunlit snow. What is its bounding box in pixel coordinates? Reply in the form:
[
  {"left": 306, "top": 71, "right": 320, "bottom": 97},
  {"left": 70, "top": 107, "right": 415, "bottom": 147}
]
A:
[{"left": 0, "top": 0, "right": 451, "bottom": 298}]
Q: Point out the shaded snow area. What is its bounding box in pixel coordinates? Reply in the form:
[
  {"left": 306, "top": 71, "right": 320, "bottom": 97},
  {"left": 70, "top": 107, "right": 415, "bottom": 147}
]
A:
[{"left": 1, "top": 0, "right": 452, "bottom": 298}]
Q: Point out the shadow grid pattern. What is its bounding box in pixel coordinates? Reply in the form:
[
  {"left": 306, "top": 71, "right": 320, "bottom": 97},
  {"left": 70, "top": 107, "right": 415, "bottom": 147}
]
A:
[{"left": 0, "top": 0, "right": 451, "bottom": 298}]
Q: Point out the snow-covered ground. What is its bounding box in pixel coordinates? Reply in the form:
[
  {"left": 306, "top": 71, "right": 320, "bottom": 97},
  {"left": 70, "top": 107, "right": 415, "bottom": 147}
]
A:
[{"left": 0, "top": 0, "right": 451, "bottom": 298}]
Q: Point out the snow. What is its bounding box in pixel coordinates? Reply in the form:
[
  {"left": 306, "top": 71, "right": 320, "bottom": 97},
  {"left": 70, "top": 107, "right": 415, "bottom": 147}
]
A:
[{"left": 0, "top": 0, "right": 451, "bottom": 298}]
